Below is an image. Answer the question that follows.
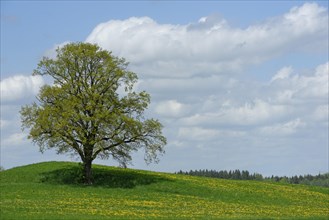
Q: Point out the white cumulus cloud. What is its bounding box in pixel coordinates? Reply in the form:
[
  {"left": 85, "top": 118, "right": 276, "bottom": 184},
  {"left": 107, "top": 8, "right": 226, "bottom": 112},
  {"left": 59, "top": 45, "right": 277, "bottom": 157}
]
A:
[
  {"left": 182, "top": 99, "right": 288, "bottom": 126},
  {"left": 259, "top": 118, "right": 306, "bottom": 136},
  {"left": 86, "top": 3, "right": 328, "bottom": 78},
  {"left": 271, "top": 62, "right": 329, "bottom": 102},
  {"left": 312, "top": 105, "right": 328, "bottom": 121},
  {"left": 1, "top": 132, "right": 27, "bottom": 147},
  {"left": 0, "top": 75, "right": 44, "bottom": 103},
  {"left": 271, "top": 66, "right": 293, "bottom": 82},
  {"left": 178, "top": 126, "right": 246, "bottom": 142},
  {"left": 44, "top": 41, "right": 71, "bottom": 59},
  {"left": 155, "top": 100, "right": 190, "bottom": 118}
]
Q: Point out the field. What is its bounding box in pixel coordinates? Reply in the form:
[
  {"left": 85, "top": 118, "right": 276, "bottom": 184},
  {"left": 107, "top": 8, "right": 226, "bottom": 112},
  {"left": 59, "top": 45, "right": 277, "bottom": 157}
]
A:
[{"left": 0, "top": 161, "right": 328, "bottom": 219}]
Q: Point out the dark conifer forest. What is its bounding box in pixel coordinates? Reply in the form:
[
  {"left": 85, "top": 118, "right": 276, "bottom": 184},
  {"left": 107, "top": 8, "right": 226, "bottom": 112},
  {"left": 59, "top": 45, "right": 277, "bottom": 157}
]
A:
[{"left": 176, "top": 169, "right": 329, "bottom": 187}]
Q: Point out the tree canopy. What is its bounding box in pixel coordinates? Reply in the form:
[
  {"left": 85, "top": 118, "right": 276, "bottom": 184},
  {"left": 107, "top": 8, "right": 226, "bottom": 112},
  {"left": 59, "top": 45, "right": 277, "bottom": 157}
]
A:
[{"left": 21, "top": 42, "right": 166, "bottom": 184}]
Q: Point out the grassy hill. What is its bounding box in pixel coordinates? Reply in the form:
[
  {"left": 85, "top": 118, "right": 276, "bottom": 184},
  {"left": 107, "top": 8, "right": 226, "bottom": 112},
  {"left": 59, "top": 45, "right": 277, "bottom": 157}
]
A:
[{"left": 0, "top": 162, "right": 328, "bottom": 219}]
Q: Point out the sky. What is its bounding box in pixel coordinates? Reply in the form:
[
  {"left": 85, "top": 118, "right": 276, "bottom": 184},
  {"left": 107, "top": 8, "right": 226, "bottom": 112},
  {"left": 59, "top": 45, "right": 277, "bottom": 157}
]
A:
[{"left": 1, "top": 1, "right": 328, "bottom": 176}]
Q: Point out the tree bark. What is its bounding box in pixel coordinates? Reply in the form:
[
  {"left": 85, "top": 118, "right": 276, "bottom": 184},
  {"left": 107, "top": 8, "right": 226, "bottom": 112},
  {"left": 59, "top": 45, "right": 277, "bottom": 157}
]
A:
[{"left": 83, "top": 159, "right": 93, "bottom": 185}]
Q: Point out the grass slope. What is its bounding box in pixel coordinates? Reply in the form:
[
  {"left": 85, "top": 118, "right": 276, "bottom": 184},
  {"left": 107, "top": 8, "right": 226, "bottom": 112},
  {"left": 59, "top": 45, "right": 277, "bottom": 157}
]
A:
[{"left": 0, "top": 162, "right": 328, "bottom": 219}]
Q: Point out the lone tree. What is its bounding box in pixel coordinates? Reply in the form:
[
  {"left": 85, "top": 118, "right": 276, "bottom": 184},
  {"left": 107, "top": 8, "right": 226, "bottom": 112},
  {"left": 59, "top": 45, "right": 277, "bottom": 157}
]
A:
[{"left": 21, "top": 42, "right": 166, "bottom": 184}]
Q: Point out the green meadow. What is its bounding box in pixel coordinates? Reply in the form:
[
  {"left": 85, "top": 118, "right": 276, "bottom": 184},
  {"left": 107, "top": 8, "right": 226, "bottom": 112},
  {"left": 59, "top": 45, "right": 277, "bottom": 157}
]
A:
[{"left": 0, "top": 161, "right": 328, "bottom": 219}]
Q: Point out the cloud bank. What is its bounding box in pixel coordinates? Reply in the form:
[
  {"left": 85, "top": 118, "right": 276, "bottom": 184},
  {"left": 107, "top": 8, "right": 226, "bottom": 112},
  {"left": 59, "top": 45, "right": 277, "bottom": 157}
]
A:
[{"left": 86, "top": 3, "right": 328, "bottom": 78}]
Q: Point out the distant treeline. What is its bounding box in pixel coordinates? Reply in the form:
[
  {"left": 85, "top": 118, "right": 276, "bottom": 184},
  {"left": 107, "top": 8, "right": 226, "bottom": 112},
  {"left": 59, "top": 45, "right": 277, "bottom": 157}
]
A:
[
  {"left": 264, "top": 173, "right": 329, "bottom": 187},
  {"left": 176, "top": 169, "right": 263, "bottom": 181},
  {"left": 176, "top": 169, "right": 329, "bottom": 187}
]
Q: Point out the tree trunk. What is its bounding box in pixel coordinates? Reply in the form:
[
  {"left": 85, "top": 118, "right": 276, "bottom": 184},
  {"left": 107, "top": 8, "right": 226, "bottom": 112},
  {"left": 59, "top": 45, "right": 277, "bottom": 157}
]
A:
[{"left": 83, "top": 159, "right": 93, "bottom": 185}]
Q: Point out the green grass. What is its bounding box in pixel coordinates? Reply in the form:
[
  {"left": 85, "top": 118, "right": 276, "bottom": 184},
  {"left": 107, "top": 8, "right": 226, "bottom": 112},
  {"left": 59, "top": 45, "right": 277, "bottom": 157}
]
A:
[{"left": 1, "top": 161, "right": 328, "bottom": 219}]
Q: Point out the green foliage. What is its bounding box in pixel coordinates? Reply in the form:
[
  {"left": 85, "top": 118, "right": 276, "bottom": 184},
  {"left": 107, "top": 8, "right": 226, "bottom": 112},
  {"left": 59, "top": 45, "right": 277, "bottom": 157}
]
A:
[
  {"left": 1, "top": 162, "right": 328, "bottom": 219},
  {"left": 20, "top": 42, "right": 166, "bottom": 183}
]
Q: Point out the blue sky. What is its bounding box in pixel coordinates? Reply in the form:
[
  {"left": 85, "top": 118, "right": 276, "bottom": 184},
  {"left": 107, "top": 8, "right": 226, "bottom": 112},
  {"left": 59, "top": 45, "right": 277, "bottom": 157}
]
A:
[{"left": 1, "top": 1, "right": 328, "bottom": 176}]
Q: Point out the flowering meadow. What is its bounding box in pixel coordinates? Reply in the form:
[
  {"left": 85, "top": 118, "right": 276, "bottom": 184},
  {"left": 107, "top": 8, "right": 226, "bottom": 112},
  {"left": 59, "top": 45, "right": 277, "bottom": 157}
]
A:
[{"left": 1, "top": 162, "right": 328, "bottom": 219}]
